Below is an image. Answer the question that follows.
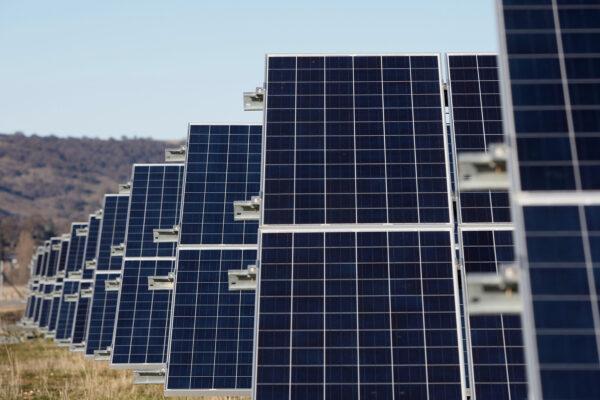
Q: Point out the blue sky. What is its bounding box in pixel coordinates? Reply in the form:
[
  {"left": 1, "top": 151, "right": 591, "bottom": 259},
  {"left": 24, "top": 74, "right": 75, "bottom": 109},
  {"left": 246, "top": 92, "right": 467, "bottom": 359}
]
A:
[{"left": 0, "top": 0, "right": 497, "bottom": 140}]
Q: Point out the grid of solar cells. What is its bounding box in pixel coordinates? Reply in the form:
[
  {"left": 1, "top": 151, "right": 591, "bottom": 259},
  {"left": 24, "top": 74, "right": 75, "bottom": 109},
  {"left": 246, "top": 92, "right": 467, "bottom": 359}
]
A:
[
  {"left": 263, "top": 55, "right": 451, "bottom": 225},
  {"left": 256, "top": 54, "right": 463, "bottom": 400},
  {"left": 38, "top": 242, "right": 50, "bottom": 280},
  {"left": 48, "top": 282, "right": 63, "bottom": 333},
  {"left": 112, "top": 259, "right": 176, "bottom": 365},
  {"left": 55, "top": 281, "right": 80, "bottom": 342},
  {"left": 461, "top": 229, "right": 526, "bottom": 400},
  {"left": 33, "top": 245, "right": 49, "bottom": 325},
  {"left": 34, "top": 247, "right": 45, "bottom": 277},
  {"left": 65, "top": 223, "right": 88, "bottom": 276},
  {"left": 85, "top": 272, "right": 120, "bottom": 356},
  {"left": 447, "top": 54, "right": 510, "bottom": 223},
  {"left": 32, "top": 284, "right": 43, "bottom": 325},
  {"left": 97, "top": 194, "right": 129, "bottom": 271},
  {"left": 45, "top": 237, "right": 62, "bottom": 279},
  {"left": 25, "top": 250, "right": 44, "bottom": 320},
  {"left": 38, "top": 283, "right": 54, "bottom": 329},
  {"left": 499, "top": 2, "right": 600, "bottom": 399},
  {"left": 112, "top": 163, "right": 183, "bottom": 368},
  {"left": 56, "top": 238, "right": 70, "bottom": 276},
  {"left": 82, "top": 215, "right": 102, "bottom": 279},
  {"left": 71, "top": 281, "right": 93, "bottom": 345},
  {"left": 124, "top": 164, "right": 184, "bottom": 258},
  {"left": 84, "top": 194, "right": 129, "bottom": 356},
  {"left": 501, "top": 1, "right": 600, "bottom": 192},
  {"left": 24, "top": 286, "right": 36, "bottom": 320},
  {"left": 164, "top": 124, "right": 261, "bottom": 395},
  {"left": 69, "top": 214, "right": 102, "bottom": 347},
  {"left": 256, "top": 230, "right": 462, "bottom": 399},
  {"left": 167, "top": 249, "right": 256, "bottom": 394},
  {"left": 179, "top": 124, "right": 261, "bottom": 245}
]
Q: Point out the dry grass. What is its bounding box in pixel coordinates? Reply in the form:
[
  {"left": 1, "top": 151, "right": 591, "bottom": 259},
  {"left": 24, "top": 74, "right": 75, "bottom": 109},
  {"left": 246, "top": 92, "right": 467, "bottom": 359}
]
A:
[{"left": 0, "top": 312, "right": 248, "bottom": 400}]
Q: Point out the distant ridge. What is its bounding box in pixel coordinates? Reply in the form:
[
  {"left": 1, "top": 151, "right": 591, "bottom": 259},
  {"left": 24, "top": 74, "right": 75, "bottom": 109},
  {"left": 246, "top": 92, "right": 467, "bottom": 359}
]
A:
[{"left": 0, "top": 132, "right": 183, "bottom": 280}]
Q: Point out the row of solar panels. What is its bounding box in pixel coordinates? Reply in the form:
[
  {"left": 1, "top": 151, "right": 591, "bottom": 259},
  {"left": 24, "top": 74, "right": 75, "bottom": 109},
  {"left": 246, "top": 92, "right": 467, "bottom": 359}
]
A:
[{"left": 18, "top": 53, "right": 523, "bottom": 399}]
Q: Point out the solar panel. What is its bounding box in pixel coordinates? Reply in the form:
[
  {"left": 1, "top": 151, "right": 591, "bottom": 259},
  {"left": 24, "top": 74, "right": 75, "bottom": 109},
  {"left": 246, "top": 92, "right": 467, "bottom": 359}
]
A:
[
  {"left": 70, "top": 213, "right": 102, "bottom": 349},
  {"left": 85, "top": 271, "right": 121, "bottom": 356},
  {"left": 165, "top": 124, "right": 261, "bottom": 396},
  {"left": 460, "top": 228, "right": 526, "bottom": 399},
  {"left": 54, "top": 222, "right": 88, "bottom": 344},
  {"left": 447, "top": 53, "right": 527, "bottom": 400},
  {"left": 24, "top": 247, "right": 44, "bottom": 322},
  {"left": 178, "top": 124, "right": 261, "bottom": 246},
  {"left": 85, "top": 194, "right": 130, "bottom": 357},
  {"left": 447, "top": 54, "right": 510, "bottom": 224},
  {"left": 111, "top": 163, "right": 184, "bottom": 369},
  {"left": 498, "top": 2, "right": 600, "bottom": 398},
  {"left": 48, "top": 237, "right": 71, "bottom": 334},
  {"left": 33, "top": 242, "right": 50, "bottom": 325},
  {"left": 254, "top": 54, "right": 466, "bottom": 400},
  {"left": 55, "top": 281, "right": 81, "bottom": 344},
  {"left": 39, "top": 236, "right": 65, "bottom": 333}
]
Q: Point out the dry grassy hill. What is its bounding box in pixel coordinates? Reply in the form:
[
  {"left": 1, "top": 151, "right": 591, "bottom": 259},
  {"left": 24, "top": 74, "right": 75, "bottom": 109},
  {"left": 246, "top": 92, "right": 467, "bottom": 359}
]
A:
[{"left": 0, "top": 132, "right": 183, "bottom": 283}]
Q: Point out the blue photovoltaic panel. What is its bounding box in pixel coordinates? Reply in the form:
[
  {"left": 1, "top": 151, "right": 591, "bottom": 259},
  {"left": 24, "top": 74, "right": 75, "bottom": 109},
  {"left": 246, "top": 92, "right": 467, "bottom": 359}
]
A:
[
  {"left": 501, "top": 1, "right": 600, "bottom": 192},
  {"left": 56, "top": 238, "right": 70, "bottom": 276},
  {"left": 55, "top": 281, "right": 80, "bottom": 342},
  {"left": 38, "top": 242, "right": 50, "bottom": 282},
  {"left": 256, "top": 231, "right": 462, "bottom": 399},
  {"left": 33, "top": 244, "right": 49, "bottom": 326},
  {"left": 255, "top": 54, "right": 462, "bottom": 400},
  {"left": 112, "top": 163, "right": 183, "bottom": 367},
  {"left": 45, "top": 237, "right": 62, "bottom": 278},
  {"left": 71, "top": 280, "right": 93, "bottom": 345},
  {"left": 263, "top": 55, "right": 450, "bottom": 225},
  {"left": 82, "top": 215, "right": 102, "bottom": 279},
  {"left": 498, "top": 2, "right": 600, "bottom": 399},
  {"left": 112, "top": 259, "right": 176, "bottom": 365},
  {"left": 34, "top": 247, "right": 45, "bottom": 277},
  {"left": 167, "top": 249, "right": 256, "bottom": 394},
  {"left": 85, "top": 194, "right": 129, "bottom": 356},
  {"left": 48, "top": 238, "right": 70, "bottom": 332},
  {"left": 65, "top": 223, "right": 88, "bottom": 276},
  {"left": 97, "top": 194, "right": 129, "bottom": 271},
  {"left": 26, "top": 249, "right": 44, "bottom": 321},
  {"left": 165, "top": 124, "right": 261, "bottom": 395},
  {"left": 179, "top": 124, "right": 261, "bottom": 246},
  {"left": 48, "top": 282, "right": 63, "bottom": 333},
  {"left": 447, "top": 54, "right": 510, "bottom": 224},
  {"left": 124, "top": 164, "right": 184, "bottom": 258},
  {"left": 85, "top": 272, "right": 120, "bottom": 356},
  {"left": 70, "top": 213, "right": 102, "bottom": 346},
  {"left": 461, "top": 229, "right": 526, "bottom": 400},
  {"left": 38, "top": 283, "right": 54, "bottom": 329},
  {"left": 521, "top": 206, "right": 600, "bottom": 399}
]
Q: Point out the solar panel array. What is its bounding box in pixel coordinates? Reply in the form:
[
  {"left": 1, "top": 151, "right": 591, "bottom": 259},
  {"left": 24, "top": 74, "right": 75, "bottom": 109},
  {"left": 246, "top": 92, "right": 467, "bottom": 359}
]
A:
[
  {"left": 111, "top": 164, "right": 184, "bottom": 369},
  {"left": 18, "top": 21, "right": 600, "bottom": 398},
  {"left": 498, "top": 2, "right": 600, "bottom": 399},
  {"left": 255, "top": 54, "right": 465, "bottom": 400},
  {"left": 447, "top": 54, "right": 527, "bottom": 400},
  {"left": 166, "top": 124, "right": 261, "bottom": 396}
]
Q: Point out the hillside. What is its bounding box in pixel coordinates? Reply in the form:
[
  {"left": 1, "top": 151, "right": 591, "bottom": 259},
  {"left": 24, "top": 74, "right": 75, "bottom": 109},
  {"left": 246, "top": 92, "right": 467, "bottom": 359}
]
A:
[{"left": 0, "top": 132, "right": 182, "bottom": 283}]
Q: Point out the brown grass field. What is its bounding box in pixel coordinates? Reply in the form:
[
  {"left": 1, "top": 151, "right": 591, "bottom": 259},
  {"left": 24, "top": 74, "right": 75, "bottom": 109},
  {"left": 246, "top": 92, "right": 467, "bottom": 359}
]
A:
[{"left": 0, "top": 307, "right": 247, "bottom": 400}]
